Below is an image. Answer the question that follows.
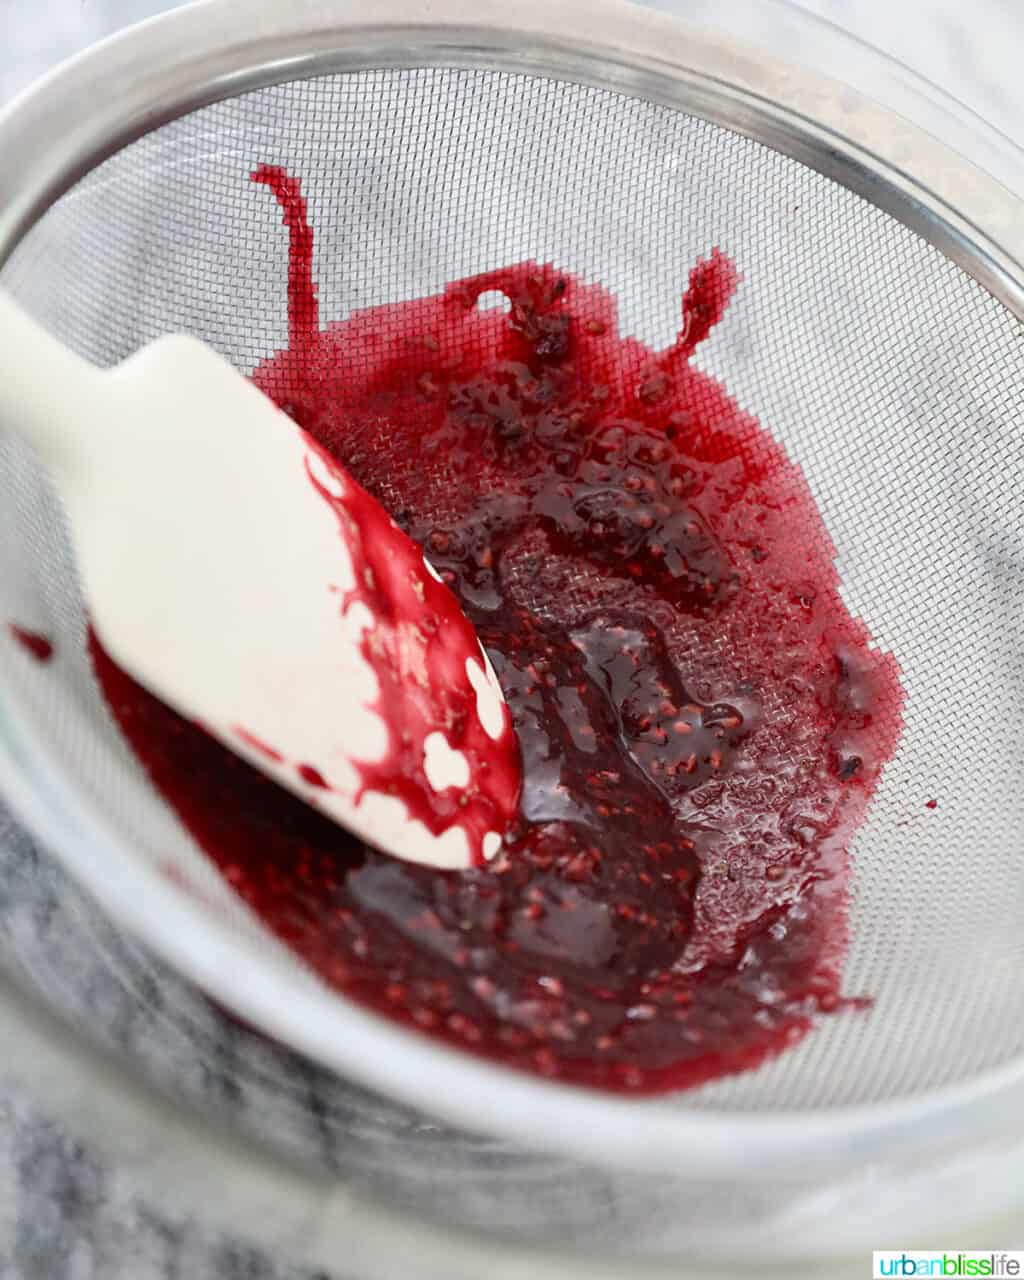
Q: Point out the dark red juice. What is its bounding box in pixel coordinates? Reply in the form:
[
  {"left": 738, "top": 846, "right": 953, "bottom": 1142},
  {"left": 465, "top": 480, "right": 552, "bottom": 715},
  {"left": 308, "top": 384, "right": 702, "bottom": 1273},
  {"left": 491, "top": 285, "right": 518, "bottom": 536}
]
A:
[
  {"left": 7, "top": 624, "right": 54, "bottom": 663},
  {"left": 90, "top": 165, "right": 903, "bottom": 1093}
]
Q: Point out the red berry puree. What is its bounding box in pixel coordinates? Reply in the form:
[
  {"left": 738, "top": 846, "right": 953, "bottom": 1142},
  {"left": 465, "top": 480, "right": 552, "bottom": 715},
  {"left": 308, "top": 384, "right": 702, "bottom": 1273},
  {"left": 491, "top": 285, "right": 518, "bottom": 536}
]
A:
[
  {"left": 90, "top": 165, "right": 904, "bottom": 1093},
  {"left": 7, "top": 624, "right": 54, "bottom": 663},
  {"left": 296, "top": 433, "right": 522, "bottom": 865}
]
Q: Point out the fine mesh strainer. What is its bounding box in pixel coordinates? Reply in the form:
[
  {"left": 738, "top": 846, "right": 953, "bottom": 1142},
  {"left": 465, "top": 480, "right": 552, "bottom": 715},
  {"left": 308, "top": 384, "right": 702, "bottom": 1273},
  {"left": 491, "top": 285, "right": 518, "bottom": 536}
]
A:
[{"left": 1, "top": 0, "right": 1024, "bottom": 1269}]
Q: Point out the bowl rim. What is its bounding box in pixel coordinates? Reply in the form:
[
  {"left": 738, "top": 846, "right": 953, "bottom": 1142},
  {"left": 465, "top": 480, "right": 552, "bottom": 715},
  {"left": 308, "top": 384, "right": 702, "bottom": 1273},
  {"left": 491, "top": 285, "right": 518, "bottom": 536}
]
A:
[{"left": 1, "top": 0, "right": 1024, "bottom": 1183}]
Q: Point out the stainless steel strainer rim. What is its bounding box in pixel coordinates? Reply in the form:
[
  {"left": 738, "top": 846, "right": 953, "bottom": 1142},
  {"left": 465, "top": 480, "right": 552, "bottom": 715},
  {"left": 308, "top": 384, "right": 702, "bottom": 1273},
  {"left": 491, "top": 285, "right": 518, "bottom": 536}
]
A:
[{"left": 2, "top": 0, "right": 1024, "bottom": 1182}]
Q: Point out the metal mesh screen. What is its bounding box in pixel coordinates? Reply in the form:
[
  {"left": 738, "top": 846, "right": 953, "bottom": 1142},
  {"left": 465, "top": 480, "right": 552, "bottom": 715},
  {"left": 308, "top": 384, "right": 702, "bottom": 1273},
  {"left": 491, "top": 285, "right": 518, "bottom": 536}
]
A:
[{"left": 2, "top": 67, "right": 1023, "bottom": 1127}]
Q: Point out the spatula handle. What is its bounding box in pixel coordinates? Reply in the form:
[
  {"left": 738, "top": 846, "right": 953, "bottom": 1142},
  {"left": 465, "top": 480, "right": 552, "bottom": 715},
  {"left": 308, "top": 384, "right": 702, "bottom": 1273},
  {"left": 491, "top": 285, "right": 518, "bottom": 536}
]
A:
[{"left": 0, "top": 290, "right": 104, "bottom": 472}]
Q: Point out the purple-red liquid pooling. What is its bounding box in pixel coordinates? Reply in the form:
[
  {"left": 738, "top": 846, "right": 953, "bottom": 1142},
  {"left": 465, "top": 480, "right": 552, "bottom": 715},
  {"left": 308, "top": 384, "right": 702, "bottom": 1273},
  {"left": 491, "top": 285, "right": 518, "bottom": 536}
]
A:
[{"left": 90, "top": 164, "right": 904, "bottom": 1093}]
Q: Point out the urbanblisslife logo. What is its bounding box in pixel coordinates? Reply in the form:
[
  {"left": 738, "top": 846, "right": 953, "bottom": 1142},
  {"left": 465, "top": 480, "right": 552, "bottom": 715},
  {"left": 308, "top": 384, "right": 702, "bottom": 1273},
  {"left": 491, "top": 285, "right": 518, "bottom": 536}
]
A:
[{"left": 873, "top": 1254, "right": 1023, "bottom": 1277}]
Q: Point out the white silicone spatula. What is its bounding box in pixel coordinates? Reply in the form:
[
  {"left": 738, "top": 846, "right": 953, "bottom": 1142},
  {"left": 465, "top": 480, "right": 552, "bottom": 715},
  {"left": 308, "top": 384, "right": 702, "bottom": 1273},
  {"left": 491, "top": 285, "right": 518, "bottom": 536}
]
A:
[{"left": 0, "top": 291, "right": 522, "bottom": 870}]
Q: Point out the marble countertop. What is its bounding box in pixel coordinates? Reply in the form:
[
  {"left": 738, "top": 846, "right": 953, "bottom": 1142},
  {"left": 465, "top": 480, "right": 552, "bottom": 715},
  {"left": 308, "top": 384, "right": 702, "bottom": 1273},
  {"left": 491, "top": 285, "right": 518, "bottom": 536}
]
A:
[{"left": 1, "top": 2, "right": 1022, "bottom": 1277}]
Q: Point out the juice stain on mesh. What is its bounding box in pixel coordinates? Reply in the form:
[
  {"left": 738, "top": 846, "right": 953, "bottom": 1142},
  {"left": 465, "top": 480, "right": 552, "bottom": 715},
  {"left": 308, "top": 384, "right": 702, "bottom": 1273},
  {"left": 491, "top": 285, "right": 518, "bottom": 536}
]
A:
[{"left": 90, "top": 163, "right": 904, "bottom": 1094}]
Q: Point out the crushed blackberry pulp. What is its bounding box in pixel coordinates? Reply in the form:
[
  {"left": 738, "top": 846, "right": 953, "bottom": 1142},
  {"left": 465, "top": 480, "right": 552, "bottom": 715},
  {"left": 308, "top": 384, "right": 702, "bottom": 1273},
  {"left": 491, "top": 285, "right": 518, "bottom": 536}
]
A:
[{"left": 91, "top": 166, "right": 903, "bottom": 1092}]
